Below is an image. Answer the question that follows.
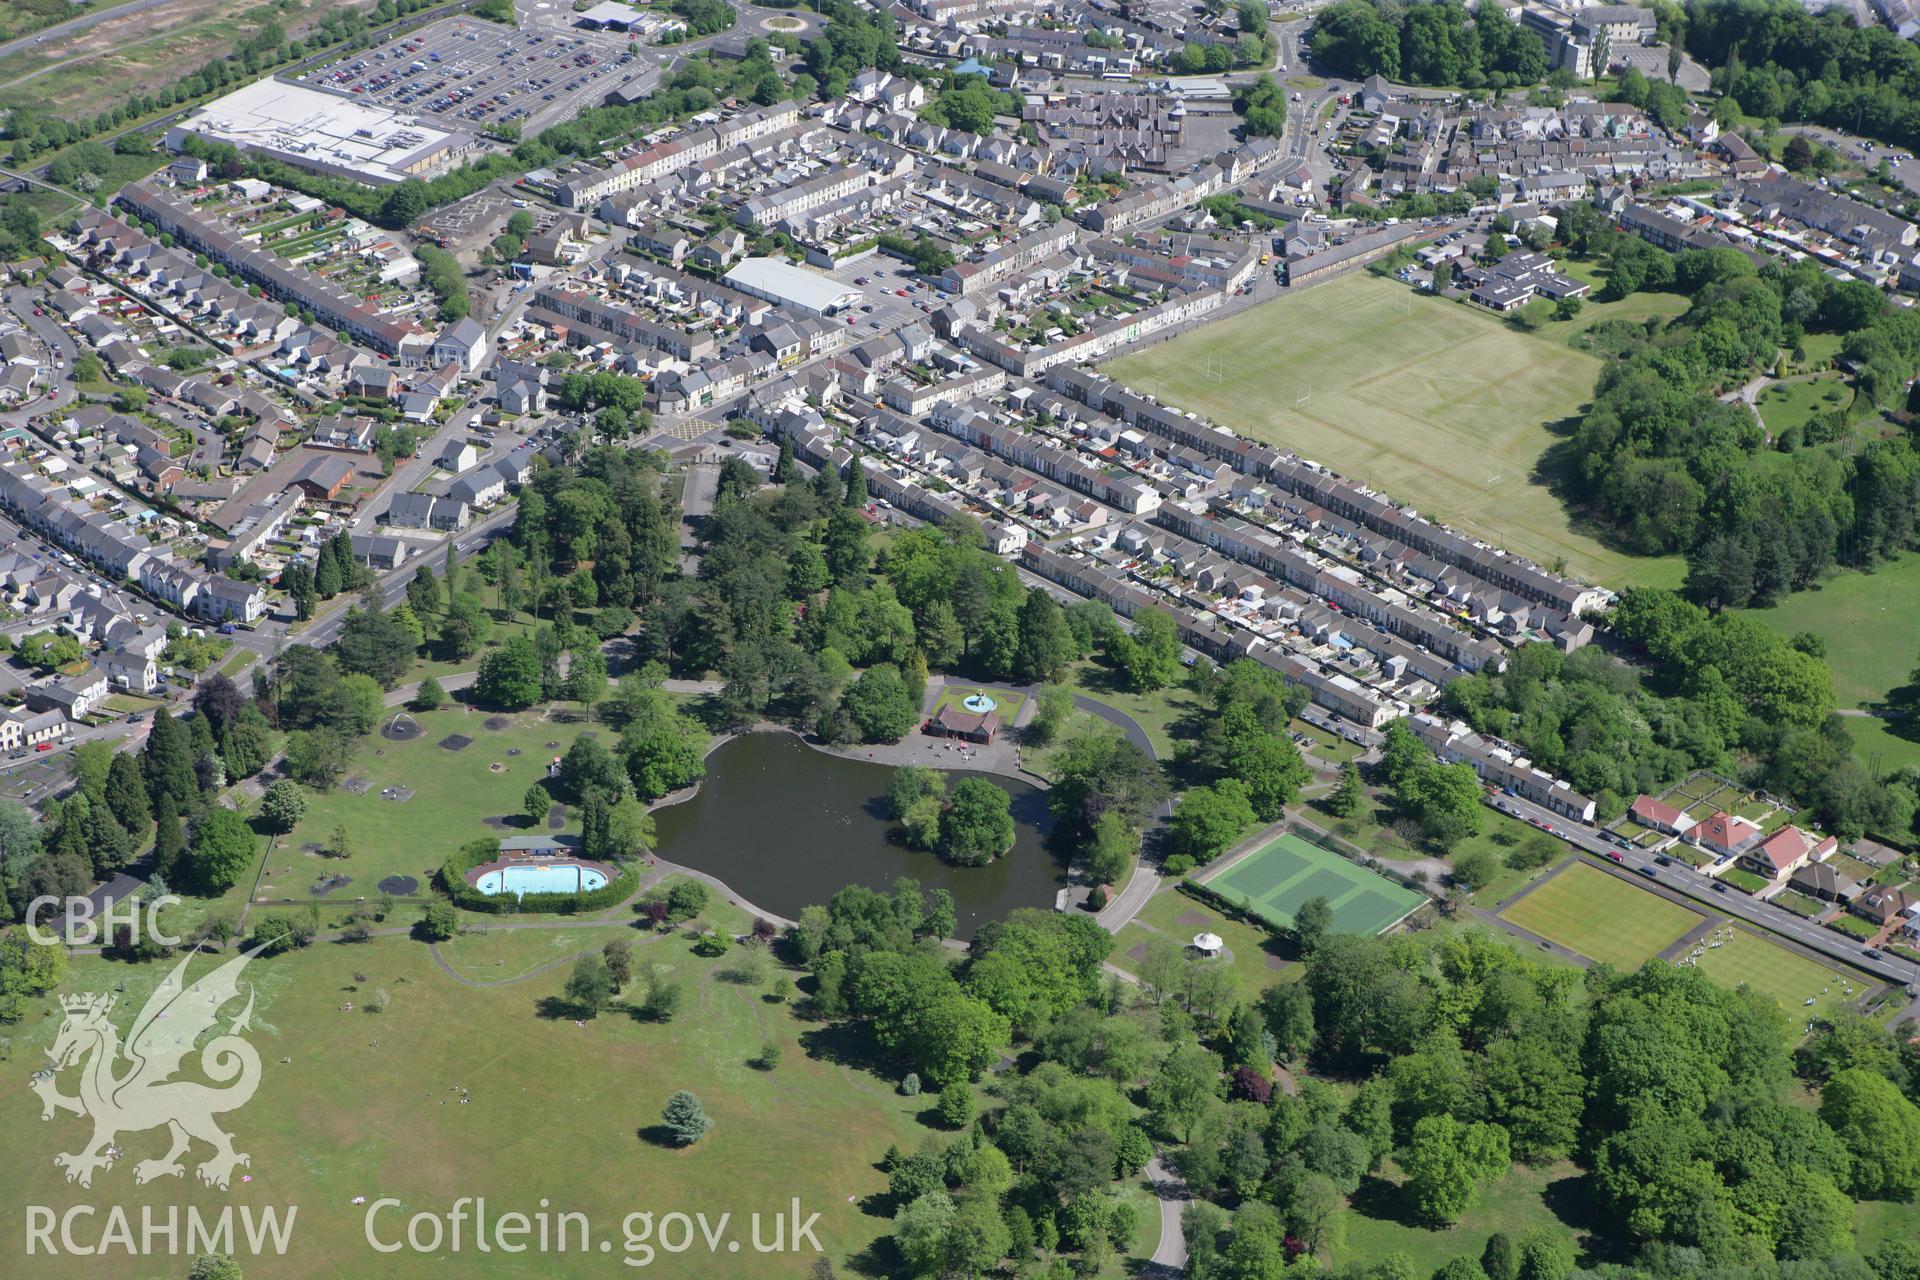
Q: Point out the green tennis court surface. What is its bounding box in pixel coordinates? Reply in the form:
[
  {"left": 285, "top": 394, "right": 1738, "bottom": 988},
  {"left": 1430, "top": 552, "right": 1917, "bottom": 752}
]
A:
[{"left": 1205, "top": 833, "right": 1427, "bottom": 935}]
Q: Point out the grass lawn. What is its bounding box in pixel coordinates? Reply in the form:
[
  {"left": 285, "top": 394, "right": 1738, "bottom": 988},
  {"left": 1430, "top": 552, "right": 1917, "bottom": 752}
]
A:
[
  {"left": 1720, "top": 868, "right": 1773, "bottom": 895},
  {"left": 101, "top": 692, "right": 166, "bottom": 715},
  {"left": 1103, "top": 273, "right": 1682, "bottom": 590},
  {"left": 0, "top": 929, "right": 936, "bottom": 1279},
  {"left": 1291, "top": 719, "right": 1364, "bottom": 766},
  {"left": 1064, "top": 661, "right": 1201, "bottom": 759},
  {"left": 1126, "top": 887, "right": 1295, "bottom": 996},
  {"left": 261, "top": 707, "right": 602, "bottom": 904},
  {"left": 1545, "top": 287, "right": 1690, "bottom": 349},
  {"left": 1826, "top": 913, "right": 1880, "bottom": 940},
  {"left": 1857, "top": 1198, "right": 1920, "bottom": 1255},
  {"left": 1342, "top": 1158, "right": 1586, "bottom": 1268},
  {"left": 1755, "top": 375, "right": 1854, "bottom": 438},
  {"left": 1838, "top": 712, "right": 1920, "bottom": 775},
  {"left": 1499, "top": 862, "right": 1702, "bottom": 969},
  {"left": 434, "top": 921, "right": 644, "bottom": 983},
  {"left": 1745, "top": 554, "right": 1920, "bottom": 711},
  {"left": 1770, "top": 889, "right": 1829, "bottom": 919},
  {"left": 1682, "top": 924, "right": 1873, "bottom": 1026}
]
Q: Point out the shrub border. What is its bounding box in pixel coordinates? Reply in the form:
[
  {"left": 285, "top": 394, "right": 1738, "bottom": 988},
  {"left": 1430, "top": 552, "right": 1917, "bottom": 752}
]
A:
[{"left": 435, "top": 839, "right": 640, "bottom": 915}]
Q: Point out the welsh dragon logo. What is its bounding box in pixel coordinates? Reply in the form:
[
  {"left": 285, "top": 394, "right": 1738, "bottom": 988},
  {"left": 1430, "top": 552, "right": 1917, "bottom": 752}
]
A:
[{"left": 30, "top": 948, "right": 264, "bottom": 1190}]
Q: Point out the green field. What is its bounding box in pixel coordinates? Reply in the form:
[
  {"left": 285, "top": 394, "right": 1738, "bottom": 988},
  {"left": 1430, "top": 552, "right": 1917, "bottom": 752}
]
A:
[
  {"left": 0, "top": 920, "right": 937, "bottom": 1279},
  {"left": 258, "top": 707, "right": 604, "bottom": 908},
  {"left": 1755, "top": 375, "right": 1854, "bottom": 438},
  {"left": 1109, "top": 888, "right": 1294, "bottom": 997},
  {"left": 1103, "top": 273, "right": 1683, "bottom": 590},
  {"left": 1682, "top": 924, "right": 1872, "bottom": 1026},
  {"left": 1499, "top": 862, "right": 1702, "bottom": 969},
  {"left": 1746, "top": 555, "right": 1920, "bottom": 710},
  {"left": 1202, "top": 832, "right": 1426, "bottom": 936}
]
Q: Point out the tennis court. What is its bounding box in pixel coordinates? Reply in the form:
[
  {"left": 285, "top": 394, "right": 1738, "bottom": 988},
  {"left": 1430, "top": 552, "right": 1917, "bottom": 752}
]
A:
[{"left": 1203, "top": 832, "right": 1427, "bottom": 935}]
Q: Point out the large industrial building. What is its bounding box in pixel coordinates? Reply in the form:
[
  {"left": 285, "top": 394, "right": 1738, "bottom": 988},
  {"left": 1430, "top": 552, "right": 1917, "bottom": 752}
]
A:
[
  {"left": 164, "top": 80, "right": 476, "bottom": 186},
  {"left": 722, "top": 257, "right": 864, "bottom": 317}
]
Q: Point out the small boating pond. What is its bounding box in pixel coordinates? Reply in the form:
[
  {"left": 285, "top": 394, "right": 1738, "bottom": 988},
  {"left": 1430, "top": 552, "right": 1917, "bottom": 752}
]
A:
[{"left": 650, "top": 732, "right": 1068, "bottom": 938}]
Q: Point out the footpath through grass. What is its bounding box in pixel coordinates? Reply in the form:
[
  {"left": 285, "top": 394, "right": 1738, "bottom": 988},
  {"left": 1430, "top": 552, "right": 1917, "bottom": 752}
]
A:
[{"left": 1102, "top": 273, "right": 1681, "bottom": 590}]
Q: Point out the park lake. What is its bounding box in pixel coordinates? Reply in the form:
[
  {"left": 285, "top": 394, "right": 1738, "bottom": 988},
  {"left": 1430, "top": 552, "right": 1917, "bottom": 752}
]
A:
[{"left": 651, "top": 732, "right": 1067, "bottom": 936}]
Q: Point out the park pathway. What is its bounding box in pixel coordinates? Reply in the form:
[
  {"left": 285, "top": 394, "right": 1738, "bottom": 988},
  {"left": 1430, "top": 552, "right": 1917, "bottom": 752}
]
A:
[{"left": 1142, "top": 1155, "right": 1192, "bottom": 1277}]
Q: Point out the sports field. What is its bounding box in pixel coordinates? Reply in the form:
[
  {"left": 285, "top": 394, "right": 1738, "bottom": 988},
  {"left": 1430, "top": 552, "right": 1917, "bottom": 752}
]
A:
[
  {"left": 1203, "top": 832, "right": 1426, "bottom": 935},
  {"left": 1682, "top": 923, "right": 1873, "bottom": 1026},
  {"left": 1499, "top": 862, "right": 1702, "bottom": 969},
  {"left": 1103, "top": 273, "right": 1683, "bottom": 589}
]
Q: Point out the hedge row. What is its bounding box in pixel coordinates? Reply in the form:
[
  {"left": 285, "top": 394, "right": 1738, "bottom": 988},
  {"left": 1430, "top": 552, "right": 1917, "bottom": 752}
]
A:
[{"left": 435, "top": 840, "right": 641, "bottom": 916}]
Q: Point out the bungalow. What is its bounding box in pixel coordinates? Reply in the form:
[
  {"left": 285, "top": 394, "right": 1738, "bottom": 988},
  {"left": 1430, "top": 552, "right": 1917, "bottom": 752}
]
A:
[
  {"left": 1787, "top": 860, "right": 1857, "bottom": 906},
  {"left": 1628, "top": 794, "right": 1694, "bottom": 838},
  {"left": 925, "top": 703, "right": 998, "bottom": 744},
  {"left": 1851, "top": 885, "right": 1914, "bottom": 931},
  {"left": 285, "top": 454, "right": 356, "bottom": 501},
  {"left": 1691, "top": 811, "right": 1762, "bottom": 859},
  {"left": 1740, "top": 824, "right": 1836, "bottom": 882}
]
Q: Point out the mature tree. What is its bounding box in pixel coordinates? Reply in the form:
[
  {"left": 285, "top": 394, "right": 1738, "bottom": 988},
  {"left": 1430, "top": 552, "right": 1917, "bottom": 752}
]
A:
[
  {"left": 1113, "top": 608, "right": 1183, "bottom": 692},
  {"left": 1146, "top": 1042, "right": 1224, "bottom": 1142},
  {"left": 1329, "top": 762, "right": 1366, "bottom": 818},
  {"left": 566, "top": 953, "right": 614, "bottom": 1016},
  {"left": 1820, "top": 1067, "right": 1920, "bottom": 1198},
  {"left": 186, "top": 1256, "right": 245, "bottom": 1280},
  {"left": 1405, "top": 1115, "right": 1509, "bottom": 1224},
  {"left": 1048, "top": 731, "right": 1170, "bottom": 842},
  {"left": 411, "top": 675, "right": 446, "bottom": 711},
  {"left": 939, "top": 777, "right": 1015, "bottom": 866},
  {"left": 475, "top": 636, "right": 544, "bottom": 709},
  {"left": 1085, "top": 808, "right": 1139, "bottom": 887},
  {"left": 192, "top": 673, "right": 248, "bottom": 733},
  {"left": 335, "top": 601, "right": 415, "bottom": 688},
  {"left": 661, "top": 1090, "right": 713, "bottom": 1146},
  {"left": 1167, "top": 780, "right": 1255, "bottom": 864},
  {"left": 1476, "top": 1036, "right": 1582, "bottom": 1163},
  {"left": 151, "top": 794, "right": 185, "bottom": 883},
  {"left": 185, "top": 808, "right": 257, "bottom": 895},
  {"left": 104, "top": 751, "right": 151, "bottom": 836},
  {"left": 1292, "top": 895, "right": 1334, "bottom": 954},
  {"left": 283, "top": 727, "right": 353, "bottom": 790},
  {"left": 523, "top": 783, "right": 551, "bottom": 826},
  {"left": 142, "top": 713, "right": 200, "bottom": 817},
  {"left": 840, "top": 665, "right": 919, "bottom": 743},
  {"left": 258, "top": 780, "right": 308, "bottom": 834},
  {"left": 1016, "top": 591, "right": 1072, "bottom": 683}
]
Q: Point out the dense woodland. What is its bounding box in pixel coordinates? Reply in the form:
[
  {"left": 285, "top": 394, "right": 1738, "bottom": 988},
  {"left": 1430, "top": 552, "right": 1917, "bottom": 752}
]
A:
[
  {"left": 786, "top": 866, "right": 1920, "bottom": 1280},
  {"left": 1558, "top": 233, "right": 1920, "bottom": 611}
]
